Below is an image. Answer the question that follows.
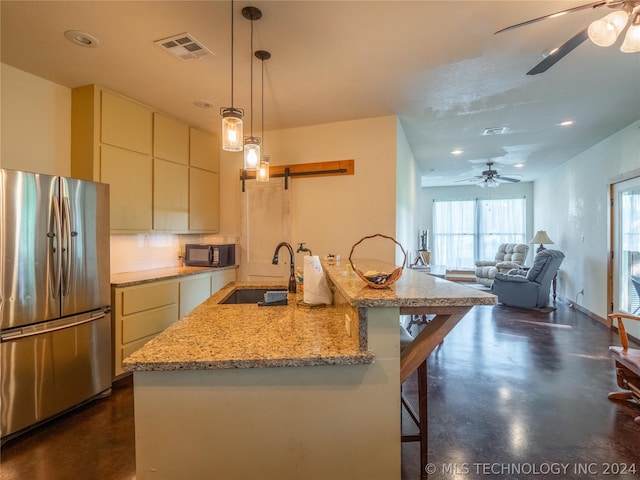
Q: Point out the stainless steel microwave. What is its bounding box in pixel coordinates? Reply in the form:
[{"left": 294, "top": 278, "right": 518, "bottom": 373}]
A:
[{"left": 184, "top": 244, "right": 235, "bottom": 267}]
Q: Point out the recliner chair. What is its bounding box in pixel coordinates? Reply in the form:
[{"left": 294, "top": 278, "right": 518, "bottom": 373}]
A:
[
  {"left": 475, "top": 243, "right": 529, "bottom": 287},
  {"left": 491, "top": 249, "right": 564, "bottom": 308}
]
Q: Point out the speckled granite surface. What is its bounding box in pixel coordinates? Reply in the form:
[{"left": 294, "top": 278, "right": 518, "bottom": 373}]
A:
[
  {"left": 324, "top": 259, "right": 497, "bottom": 308},
  {"left": 123, "top": 281, "right": 373, "bottom": 372},
  {"left": 123, "top": 261, "right": 496, "bottom": 372},
  {"left": 111, "top": 265, "right": 237, "bottom": 287}
]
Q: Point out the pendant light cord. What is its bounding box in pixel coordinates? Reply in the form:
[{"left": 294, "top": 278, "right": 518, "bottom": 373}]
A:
[
  {"left": 230, "top": 0, "right": 234, "bottom": 108},
  {"left": 261, "top": 54, "right": 264, "bottom": 151},
  {"left": 250, "top": 16, "right": 254, "bottom": 136}
]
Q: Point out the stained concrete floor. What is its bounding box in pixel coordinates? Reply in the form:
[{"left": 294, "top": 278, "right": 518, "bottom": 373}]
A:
[{"left": 1, "top": 300, "right": 639, "bottom": 480}]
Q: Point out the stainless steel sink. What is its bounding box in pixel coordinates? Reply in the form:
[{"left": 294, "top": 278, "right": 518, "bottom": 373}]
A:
[{"left": 219, "top": 288, "right": 286, "bottom": 305}]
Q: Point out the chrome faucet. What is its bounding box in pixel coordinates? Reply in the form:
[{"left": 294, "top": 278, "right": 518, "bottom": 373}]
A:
[{"left": 272, "top": 242, "right": 297, "bottom": 293}]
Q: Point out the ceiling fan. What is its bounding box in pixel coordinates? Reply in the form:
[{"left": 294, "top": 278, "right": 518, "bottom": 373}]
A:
[
  {"left": 456, "top": 162, "right": 522, "bottom": 188},
  {"left": 495, "top": 0, "right": 640, "bottom": 75}
]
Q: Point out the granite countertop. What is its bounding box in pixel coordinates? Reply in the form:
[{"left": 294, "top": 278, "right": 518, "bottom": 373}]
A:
[
  {"left": 122, "top": 260, "right": 495, "bottom": 373},
  {"left": 123, "top": 281, "right": 373, "bottom": 372},
  {"left": 111, "top": 265, "right": 237, "bottom": 287},
  {"left": 324, "top": 260, "right": 497, "bottom": 308}
]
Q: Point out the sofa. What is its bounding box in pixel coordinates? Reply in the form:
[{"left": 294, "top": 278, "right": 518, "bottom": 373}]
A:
[{"left": 475, "top": 243, "right": 529, "bottom": 287}]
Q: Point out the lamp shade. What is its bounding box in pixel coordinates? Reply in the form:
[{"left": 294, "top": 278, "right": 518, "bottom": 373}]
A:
[
  {"left": 243, "top": 136, "right": 261, "bottom": 171},
  {"left": 588, "top": 10, "right": 629, "bottom": 47},
  {"left": 256, "top": 155, "right": 270, "bottom": 182},
  {"left": 621, "top": 14, "right": 640, "bottom": 53},
  {"left": 221, "top": 108, "right": 243, "bottom": 152},
  {"left": 529, "top": 230, "right": 554, "bottom": 245}
]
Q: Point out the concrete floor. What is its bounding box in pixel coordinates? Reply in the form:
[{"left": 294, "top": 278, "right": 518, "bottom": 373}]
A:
[{"left": 2, "top": 300, "right": 639, "bottom": 480}]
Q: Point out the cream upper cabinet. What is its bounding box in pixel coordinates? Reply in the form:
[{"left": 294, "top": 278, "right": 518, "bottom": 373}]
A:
[
  {"left": 101, "top": 90, "right": 153, "bottom": 155},
  {"left": 154, "top": 113, "right": 189, "bottom": 165},
  {"left": 189, "top": 128, "right": 220, "bottom": 232},
  {"left": 153, "top": 158, "right": 188, "bottom": 232},
  {"left": 190, "top": 168, "right": 219, "bottom": 232},
  {"left": 190, "top": 128, "right": 219, "bottom": 172},
  {"left": 101, "top": 145, "right": 152, "bottom": 231},
  {"left": 72, "top": 85, "right": 220, "bottom": 233}
]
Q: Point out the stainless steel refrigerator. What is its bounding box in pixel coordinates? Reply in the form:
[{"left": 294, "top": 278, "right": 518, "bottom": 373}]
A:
[{"left": 0, "top": 168, "right": 111, "bottom": 441}]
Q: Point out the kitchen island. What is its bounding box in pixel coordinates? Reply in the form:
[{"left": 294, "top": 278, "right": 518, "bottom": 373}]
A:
[{"left": 124, "top": 261, "right": 496, "bottom": 480}]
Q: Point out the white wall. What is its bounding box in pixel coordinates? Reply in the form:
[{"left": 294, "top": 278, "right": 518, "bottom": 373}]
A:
[
  {"left": 219, "top": 116, "right": 399, "bottom": 272},
  {"left": 420, "top": 181, "right": 535, "bottom": 267},
  {"left": 1, "top": 64, "right": 70, "bottom": 175},
  {"left": 534, "top": 119, "right": 640, "bottom": 318},
  {"left": 395, "top": 119, "right": 421, "bottom": 266}
]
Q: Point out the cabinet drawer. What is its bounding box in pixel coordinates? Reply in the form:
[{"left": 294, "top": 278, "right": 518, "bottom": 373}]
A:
[
  {"left": 122, "top": 304, "right": 178, "bottom": 344},
  {"left": 121, "top": 281, "right": 178, "bottom": 315}
]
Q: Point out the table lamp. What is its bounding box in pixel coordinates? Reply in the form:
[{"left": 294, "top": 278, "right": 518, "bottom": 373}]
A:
[{"left": 530, "top": 230, "right": 554, "bottom": 253}]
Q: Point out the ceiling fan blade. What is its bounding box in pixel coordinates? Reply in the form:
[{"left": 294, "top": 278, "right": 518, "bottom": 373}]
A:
[
  {"left": 495, "top": 176, "right": 521, "bottom": 183},
  {"left": 455, "top": 176, "right": 482, "bottom": 183},
  {"left": 527, "top": 28, "right": 589, "bottom": 75},
  {"left": 494, "top": 1, "right": 606, "bottom": 34}
]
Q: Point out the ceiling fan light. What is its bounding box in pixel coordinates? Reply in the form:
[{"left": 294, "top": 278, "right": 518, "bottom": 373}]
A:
[
  {"left": 588, "top": 10, "right": 629, "bottom": 47},
  {"left": 621, "top": 15, "right": 640, "bottom": 53}
]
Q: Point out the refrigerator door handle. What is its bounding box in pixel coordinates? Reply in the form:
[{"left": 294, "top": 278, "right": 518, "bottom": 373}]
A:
[
  {"left": 61, "top": 196, "right": 72, "bottom": 297},
  {"left": 0, "top": 311, "right": 107, "bottom": 342},
  {"left": 51, "top": 196, "right": 63, "bottom": 299}
]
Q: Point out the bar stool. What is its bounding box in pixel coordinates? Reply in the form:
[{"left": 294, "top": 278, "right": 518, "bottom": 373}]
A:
[{"left": 400, "top": 325, "right": 428, "bottom": 478}]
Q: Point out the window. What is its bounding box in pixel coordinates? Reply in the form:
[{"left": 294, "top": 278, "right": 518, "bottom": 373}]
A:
[{"left": 432, "top": 197, "right": 526, "bottom": 268}]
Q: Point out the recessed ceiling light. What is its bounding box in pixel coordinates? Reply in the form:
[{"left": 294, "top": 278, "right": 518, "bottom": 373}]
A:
[
  {"left": 558, "top": 120, "right": 574, "bottom": 126},
  {"left": 514, "top": 163, "right": 525, "bottom": 168},
  {"left": 451, "top": 149, "right": 464, "bottom": 155},
  {"left": 194, "top": 100, "right": 214, "bottom": 109},
  {"left": 64, "top": 30, "right": 100, "bottom": 48}
]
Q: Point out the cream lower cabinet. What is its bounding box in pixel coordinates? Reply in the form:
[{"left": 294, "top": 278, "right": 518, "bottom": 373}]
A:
[
  {"left": 179, "top": 269, "right": 236, "bottom": 317},
  {"left": 113, "top": 269, "right": 236, "bottom": 377},
  {"left": 112, "top": 279, "right": 179, "bottom": 378}
]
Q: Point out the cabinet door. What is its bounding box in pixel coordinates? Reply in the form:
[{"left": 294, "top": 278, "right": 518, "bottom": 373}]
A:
[
  {"left": 101, "top": 145, "right": 152, "bottom": 231},
  {"left": 154, "top": 113, "right": 189, "bottom": 165},
  {"left": 189, "top": 167, "right": 219, "bottom": 232},
  {"left": 101, "top": 91, "right": 152, "bottom": 155},
  {"left": 154, "top": 159, "right": 188, "bottom": 231},
  {"left": 211, "top": 269, "right": 236, "bottom": 294},
  {"left": 190, "top": 128, "right": 219, "bottom": 172},
  {"left": 179, "top": 274, "right": 212, "bottom": 318}
]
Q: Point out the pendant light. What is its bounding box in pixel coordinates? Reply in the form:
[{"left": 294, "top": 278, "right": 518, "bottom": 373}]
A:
[
  {"left": 256, "top": 50, "right": 271, "bottom": 183},
  {"left": 220, "top": 0, "right": 243, "bottom": 152},
  {"left": 242, "top": 6, "right": 262, "bottom": 171}
]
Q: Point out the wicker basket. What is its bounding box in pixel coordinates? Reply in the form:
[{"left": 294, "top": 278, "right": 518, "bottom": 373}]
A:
[{"left": 348, "top": 234, "right": 407, "bottom": 289}]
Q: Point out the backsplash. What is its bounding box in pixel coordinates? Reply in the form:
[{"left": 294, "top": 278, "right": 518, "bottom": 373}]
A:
[{"left": 110, "top": 233, "right": 239, "bottom": 274}]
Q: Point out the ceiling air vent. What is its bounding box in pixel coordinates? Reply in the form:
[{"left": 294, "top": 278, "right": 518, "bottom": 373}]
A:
[
  {"left": 482, "top": 126, "right": 508, "bottom": 136},
  {"left": 154, "top": 33, "right": 213, "bottom": 60}
]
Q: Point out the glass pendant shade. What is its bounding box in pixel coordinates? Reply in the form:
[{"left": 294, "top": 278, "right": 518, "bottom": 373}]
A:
[
  {"left": 257, "top": 155, "right": 270, "bottom": 182},
  {"left": 243, "top": 137, "right": 261, "bottom": 171},
  {"left": 588, "top": 10, "right": 629, "bottom": 47},
  {"left": 221, "top": 108, "right": 244, "bottom": 151},
  {"left": 621, "top": 14, "right": 640, "bottom": 53}
]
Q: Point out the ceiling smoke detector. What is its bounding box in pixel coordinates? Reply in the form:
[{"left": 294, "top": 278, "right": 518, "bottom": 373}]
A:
[
  {"left": 154, "top": 33, "right": 213, "bottom": 60},
  {"left": 482, "top": 126, "right": 508, "bottom": 136}
]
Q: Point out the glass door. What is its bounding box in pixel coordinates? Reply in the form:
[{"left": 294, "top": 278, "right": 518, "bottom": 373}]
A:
[{"left": 613, "top": 176, "right": 640, "bottom": 333}]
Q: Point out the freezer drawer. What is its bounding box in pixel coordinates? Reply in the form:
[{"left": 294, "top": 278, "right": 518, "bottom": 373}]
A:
[{"left": 0, "top": 311, "right": 112, "bottom": 439}]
